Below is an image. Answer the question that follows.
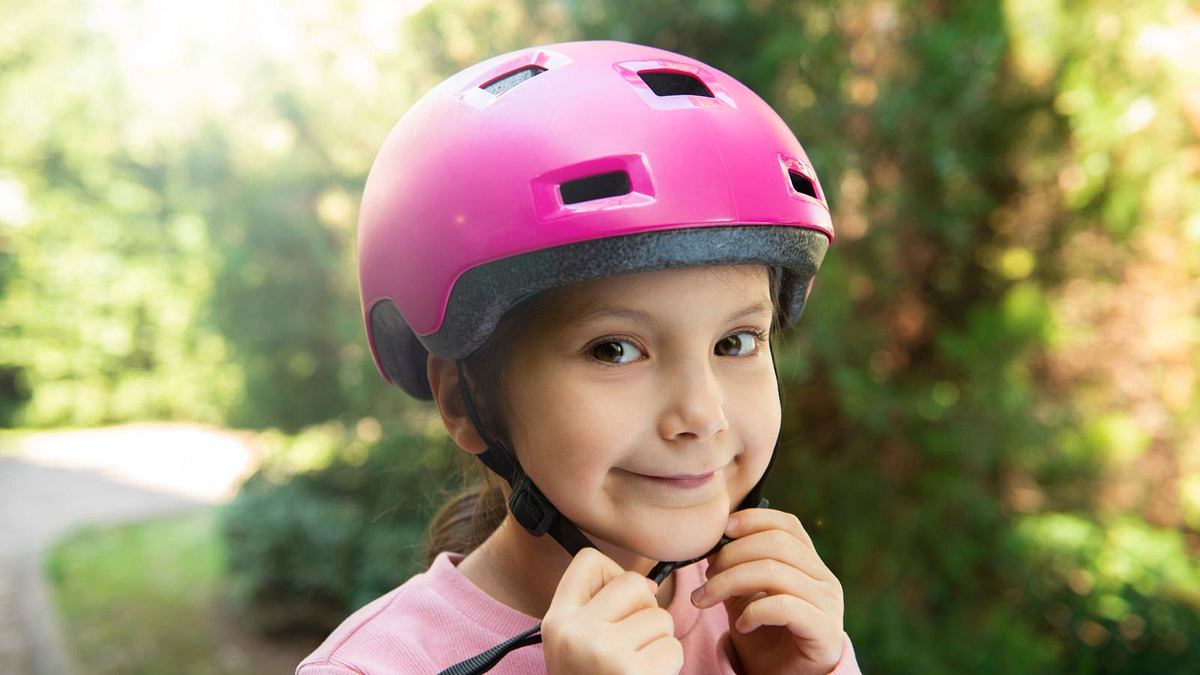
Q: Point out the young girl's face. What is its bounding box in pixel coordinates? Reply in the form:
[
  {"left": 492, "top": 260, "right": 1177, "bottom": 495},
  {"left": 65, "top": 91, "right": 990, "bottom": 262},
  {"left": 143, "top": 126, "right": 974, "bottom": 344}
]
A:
[{"left": 502, "top": 264, "right": 781, "bottom": 563}]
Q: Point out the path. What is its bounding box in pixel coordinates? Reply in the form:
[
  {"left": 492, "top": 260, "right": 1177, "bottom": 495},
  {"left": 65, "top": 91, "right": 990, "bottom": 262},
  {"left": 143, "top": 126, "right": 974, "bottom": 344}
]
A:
[{"left": 0, "top": 424, "right": 260, "bottom": 675}]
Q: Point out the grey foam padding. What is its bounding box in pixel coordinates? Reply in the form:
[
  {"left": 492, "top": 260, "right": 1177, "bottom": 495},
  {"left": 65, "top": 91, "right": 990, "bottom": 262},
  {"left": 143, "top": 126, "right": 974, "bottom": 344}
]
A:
[
  {"left": 371, "top": 300, "right": 435, "bottom": 399},
  {"left": 370, "top": 225, "right": 829, "bottom": 399}
]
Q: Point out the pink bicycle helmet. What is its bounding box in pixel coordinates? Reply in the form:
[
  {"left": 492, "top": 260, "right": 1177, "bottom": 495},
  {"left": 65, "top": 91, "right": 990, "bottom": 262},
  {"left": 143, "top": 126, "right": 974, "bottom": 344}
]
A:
[{"left": 359, "top": 40, "right": 833, "bottom": 400}]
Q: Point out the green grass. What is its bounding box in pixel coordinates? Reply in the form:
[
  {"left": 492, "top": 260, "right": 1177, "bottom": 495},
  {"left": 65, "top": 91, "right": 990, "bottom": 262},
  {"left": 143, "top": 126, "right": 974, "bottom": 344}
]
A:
[{"left": 45, "top": 509, "right": 313, "bottom": 674}]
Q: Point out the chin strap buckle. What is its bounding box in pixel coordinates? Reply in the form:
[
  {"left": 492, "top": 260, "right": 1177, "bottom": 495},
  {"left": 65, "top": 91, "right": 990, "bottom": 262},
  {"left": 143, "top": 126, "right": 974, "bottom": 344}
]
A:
[{"left": 508, "top": 482, "right": 557, "bottom": 537}]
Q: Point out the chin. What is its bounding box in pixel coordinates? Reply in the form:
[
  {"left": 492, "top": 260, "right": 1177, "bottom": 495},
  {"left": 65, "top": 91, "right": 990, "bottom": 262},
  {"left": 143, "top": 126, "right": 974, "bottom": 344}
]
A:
[{"left": 618, "top": 513, "right": 730, "bottom": 563}]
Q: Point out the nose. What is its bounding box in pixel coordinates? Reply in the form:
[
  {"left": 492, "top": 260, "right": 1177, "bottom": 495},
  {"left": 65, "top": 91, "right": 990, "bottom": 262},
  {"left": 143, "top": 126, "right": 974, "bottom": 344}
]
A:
[{"left": 658, "top": 360, "right": 729, "bottom": 442}]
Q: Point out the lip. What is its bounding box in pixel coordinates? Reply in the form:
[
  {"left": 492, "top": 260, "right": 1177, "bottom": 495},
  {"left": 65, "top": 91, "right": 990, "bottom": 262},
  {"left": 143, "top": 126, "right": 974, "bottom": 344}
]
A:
[{"left": 632, "top": 470, "right": 717, "bottom": 489}]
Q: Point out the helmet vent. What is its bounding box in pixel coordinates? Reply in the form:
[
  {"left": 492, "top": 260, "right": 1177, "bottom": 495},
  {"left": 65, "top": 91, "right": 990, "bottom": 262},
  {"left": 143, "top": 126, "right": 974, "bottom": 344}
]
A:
[
  {"left": 560, "top": 170, "right": 632, "bottom": 205},
  {"left": 637, "top": 71, "right": 714, "bottom": 98},
  {"left": 481, "top": 65, "right": 547, "bottom": 95},
  {"left": 788, "top": 170, "right": 818, "bottom": 199}
]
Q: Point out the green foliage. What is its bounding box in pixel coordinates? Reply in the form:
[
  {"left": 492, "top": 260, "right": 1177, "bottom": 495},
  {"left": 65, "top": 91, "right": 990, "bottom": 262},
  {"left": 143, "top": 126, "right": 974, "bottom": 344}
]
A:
[
  {"left": 1007, "top": 514, "right": 1200, "bottom": 671},
  {"left": 0, "top": 0, "right": 407, "bottom": 430},
  {"left": 219, "top": 424, "right": 457, "bottom": 634}
]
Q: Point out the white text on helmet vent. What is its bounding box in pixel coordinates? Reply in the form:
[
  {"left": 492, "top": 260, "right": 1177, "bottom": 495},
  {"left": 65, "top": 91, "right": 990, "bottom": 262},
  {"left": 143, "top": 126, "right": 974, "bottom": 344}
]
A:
[
  {"left": 481, "top": 65, "right": 547, "bottom": 95},
  {"left": 637, "top": 70, "right": 714, "bottom": 98},
  {"left": 559, "top": 170, "right": 633, "bottom": 205}
]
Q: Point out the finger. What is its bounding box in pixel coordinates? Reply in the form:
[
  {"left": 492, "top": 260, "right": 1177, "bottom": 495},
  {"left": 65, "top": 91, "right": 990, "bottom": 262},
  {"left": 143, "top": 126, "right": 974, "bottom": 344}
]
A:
[
  {"left": 706, "top": 528, "right": 834, "bottom": 583},
  {"left": 633, "top": 634, "right": 684, "bottom": 675},
  {"left": 548, "top": 547, "right": 626, "bottom": 614},
  {"left": 734, "top": 594, "right": 843, "bottom": 664},
  {"left": 616, "top": 606, "right": 675, "bottom": 651},
  {"left": 582, "top": 571, "right": 659, "bottom": 623},
  {"left": 724, "top": 508, "right": 815, "bottom": 550},
  {"left": 693, "top": 559, "right": 839, "bottom": 613}
]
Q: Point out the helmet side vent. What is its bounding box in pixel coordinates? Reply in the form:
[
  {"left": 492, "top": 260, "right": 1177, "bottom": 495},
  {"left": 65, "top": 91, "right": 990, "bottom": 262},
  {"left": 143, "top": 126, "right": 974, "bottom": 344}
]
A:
[
  {"left": 481, "top": 65, "right": 547, "bottom": 95},
  {"left": 559, "top": 170, "right": 633, "bottom": 205},
  {"left": 788, "top": 170, "right": 818, "bottom": 200},
  {"left": 637, "top": 70, "right": 714, "bottom": 98}
]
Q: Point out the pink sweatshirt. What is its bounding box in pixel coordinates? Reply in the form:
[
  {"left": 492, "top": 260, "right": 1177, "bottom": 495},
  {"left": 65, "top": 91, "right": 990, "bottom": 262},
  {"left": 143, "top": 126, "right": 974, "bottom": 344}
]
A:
[{"left": 298, "top": 551, "right": 861, "bottom": 674}]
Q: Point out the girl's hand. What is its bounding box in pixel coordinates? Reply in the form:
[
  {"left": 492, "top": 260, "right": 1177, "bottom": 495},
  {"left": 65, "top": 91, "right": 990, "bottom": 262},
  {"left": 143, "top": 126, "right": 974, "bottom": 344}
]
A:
[
  {"left": 692, "top": 508, "right": 845, "bottom": 675},
  {"left": 542, "top": 547, "right": 683, "bottom": 675}
]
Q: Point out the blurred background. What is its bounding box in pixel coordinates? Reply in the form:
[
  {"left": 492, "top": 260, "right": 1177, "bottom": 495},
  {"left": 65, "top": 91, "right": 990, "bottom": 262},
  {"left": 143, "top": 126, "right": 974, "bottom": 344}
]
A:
[{"left": 1, "top": 0, "right": 1197, "bottom": 673}]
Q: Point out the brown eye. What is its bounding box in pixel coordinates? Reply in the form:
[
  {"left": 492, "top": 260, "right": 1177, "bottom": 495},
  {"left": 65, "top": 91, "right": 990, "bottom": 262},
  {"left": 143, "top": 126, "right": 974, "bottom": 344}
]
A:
[
  {"left": 591, "top": 339, "right": 643, "bottom": 364},
  {"left": 715, "top": 332, "right": 759, "bottom": 357}
]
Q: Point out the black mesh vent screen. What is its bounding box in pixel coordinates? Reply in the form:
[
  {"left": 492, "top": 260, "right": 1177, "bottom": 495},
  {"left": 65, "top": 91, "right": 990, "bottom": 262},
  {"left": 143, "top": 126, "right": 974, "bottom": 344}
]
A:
[
  {"left": 789, "top": 171, "right": 818, "bottom": 199},
  {"left": 637, "top": 71, "right": 714, "bottom": 97},
  {"left": 560, "top": 171, "right": 633, "bottom": 205}
]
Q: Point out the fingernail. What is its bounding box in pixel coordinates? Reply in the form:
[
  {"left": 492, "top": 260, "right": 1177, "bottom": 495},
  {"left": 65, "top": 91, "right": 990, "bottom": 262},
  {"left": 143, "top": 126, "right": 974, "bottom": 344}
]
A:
[
  {"left": 690, "top": 585, "right": 705, "bottom": 606},
  {"left": 725, "top": 515, "right": 738, "bottom": 535}
]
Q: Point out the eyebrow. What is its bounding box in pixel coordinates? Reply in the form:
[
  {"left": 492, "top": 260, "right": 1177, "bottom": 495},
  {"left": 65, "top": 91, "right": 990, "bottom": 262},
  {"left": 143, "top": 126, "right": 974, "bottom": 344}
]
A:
[{"left": 572, "top": 301, "right": 773, "bottom": 328}]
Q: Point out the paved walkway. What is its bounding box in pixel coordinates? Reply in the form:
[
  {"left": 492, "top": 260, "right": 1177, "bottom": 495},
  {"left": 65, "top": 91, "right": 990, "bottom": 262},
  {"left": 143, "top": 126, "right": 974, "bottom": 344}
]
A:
[{"left": 0, "top": 424, "right": 260, "bottom": 675}]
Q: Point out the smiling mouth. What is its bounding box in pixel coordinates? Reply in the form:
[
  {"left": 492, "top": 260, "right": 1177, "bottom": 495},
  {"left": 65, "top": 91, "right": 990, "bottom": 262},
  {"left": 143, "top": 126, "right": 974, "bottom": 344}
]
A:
[{"left": 629, "top": 470, "right": 717, "bottom": 489}]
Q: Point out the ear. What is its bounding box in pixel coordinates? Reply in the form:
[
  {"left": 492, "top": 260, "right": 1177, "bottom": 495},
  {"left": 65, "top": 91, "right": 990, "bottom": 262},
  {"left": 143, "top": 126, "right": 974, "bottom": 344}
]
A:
[{"left": 426, "top": 354, "right": 488, "bottom": 455}]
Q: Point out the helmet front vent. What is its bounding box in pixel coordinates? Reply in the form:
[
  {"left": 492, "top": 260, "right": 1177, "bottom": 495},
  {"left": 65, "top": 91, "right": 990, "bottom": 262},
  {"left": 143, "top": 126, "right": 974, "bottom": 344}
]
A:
[
  {"left": 481, "top": 65, "right": 547, "bottom": 95},
  {"left": 559, "top": 170, "right": 633, "bottom": 204},
  {"left": 637, "top": 70, "right": 714, "bottom": 98}
]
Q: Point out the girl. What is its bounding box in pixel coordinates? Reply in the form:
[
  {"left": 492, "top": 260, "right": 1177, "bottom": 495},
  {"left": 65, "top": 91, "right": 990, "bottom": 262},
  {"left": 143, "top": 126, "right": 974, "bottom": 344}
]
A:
[{"left": 299, "top": 40, "right": 861, "bottom": 674}]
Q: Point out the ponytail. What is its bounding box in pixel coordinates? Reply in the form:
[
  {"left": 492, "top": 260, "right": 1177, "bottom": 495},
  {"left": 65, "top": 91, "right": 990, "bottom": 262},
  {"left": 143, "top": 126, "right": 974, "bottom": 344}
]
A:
[{"left": 423, "top": 463, "right": 507, "bottom": 567}]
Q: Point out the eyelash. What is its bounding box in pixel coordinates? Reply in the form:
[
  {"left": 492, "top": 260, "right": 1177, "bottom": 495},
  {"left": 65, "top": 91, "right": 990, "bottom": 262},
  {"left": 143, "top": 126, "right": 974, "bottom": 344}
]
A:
[{"left": 587, "top": 328, "right": 770, "bottom": 366}]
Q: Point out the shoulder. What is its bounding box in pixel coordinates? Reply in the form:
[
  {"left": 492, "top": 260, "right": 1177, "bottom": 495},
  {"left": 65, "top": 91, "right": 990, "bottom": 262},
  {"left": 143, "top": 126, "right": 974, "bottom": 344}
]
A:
[
  {"left": 297, "top": 554, "right": 465, "bottom": 667},
  {"left": 296, "top": 570, "right": 444, "bottom": 674},
  {"left": 295, "top": 551, "right": 543, "bottom": 675}
]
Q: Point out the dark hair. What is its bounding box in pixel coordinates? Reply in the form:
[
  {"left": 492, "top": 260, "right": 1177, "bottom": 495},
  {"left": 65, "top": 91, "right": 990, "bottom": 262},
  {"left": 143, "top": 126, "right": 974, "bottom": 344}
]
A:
[{"left": 421, "top": 266, "right": 786, "bottom": 566}]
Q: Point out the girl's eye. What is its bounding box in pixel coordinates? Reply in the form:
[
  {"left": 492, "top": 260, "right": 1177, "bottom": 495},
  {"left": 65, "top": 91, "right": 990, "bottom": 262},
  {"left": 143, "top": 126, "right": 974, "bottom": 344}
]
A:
[
  {"left": 715, "top": 331, "right": 765, "bottom": 357},
  {"left": 590, "top": 339, "right": 644, "bottom": 364}
]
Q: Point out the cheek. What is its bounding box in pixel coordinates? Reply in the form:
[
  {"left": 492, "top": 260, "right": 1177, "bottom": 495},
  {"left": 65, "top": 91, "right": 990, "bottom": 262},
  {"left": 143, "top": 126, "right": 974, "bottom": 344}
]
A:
[
  {"left": 507, "top": 378, "right": 627, "bottom": 493},
  {"left": 730, "top": 378, "right": 782, "bottom": 484}
]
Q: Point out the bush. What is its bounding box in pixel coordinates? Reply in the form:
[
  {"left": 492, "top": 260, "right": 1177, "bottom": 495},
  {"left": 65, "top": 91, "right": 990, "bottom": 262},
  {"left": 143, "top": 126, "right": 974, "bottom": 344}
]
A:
[
  {"left": 220, "top": 425, "right": 457, "bottom": 635},
  {"left": 1006, "top": 514, "right": 1200, "bottom": 673}
]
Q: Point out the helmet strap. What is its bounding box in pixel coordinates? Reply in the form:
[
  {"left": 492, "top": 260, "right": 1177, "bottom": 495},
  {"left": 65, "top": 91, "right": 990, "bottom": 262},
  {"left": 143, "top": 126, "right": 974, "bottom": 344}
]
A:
[{"left": 455, "top": 360, "right": 594, "bottom": 555}]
